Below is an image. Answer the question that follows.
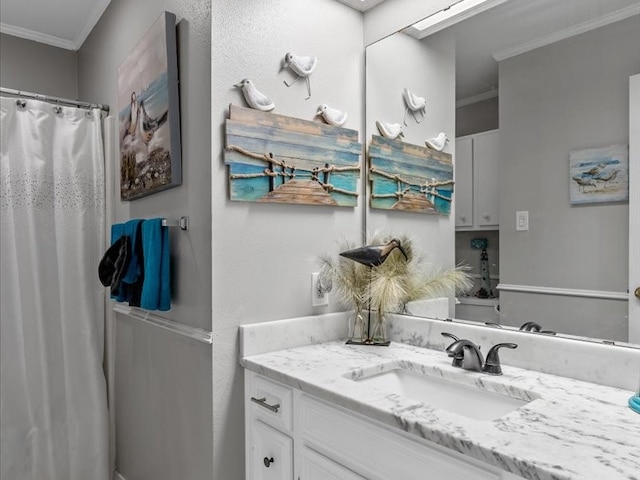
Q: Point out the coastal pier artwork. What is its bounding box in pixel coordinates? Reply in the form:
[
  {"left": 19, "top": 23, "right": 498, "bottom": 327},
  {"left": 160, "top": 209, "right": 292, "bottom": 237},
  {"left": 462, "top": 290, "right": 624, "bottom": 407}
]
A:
[
  {"left": 369, "top": 135, "right": 454, "bottom": 215},
  {"left": 224, "top": 105, "right": 362, "bottom": 207}
]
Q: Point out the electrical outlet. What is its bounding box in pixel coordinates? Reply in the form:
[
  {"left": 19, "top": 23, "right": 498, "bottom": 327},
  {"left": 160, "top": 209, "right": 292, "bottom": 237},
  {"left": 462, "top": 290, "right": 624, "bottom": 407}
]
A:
[{"left": 311, "top": 272, "right": 329, "bottom": 307}]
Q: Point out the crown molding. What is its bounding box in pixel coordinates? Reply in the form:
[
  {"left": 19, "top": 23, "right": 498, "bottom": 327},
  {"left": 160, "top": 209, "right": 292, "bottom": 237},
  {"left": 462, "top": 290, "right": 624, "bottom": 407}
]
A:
[
  {"left": 0, "top": 23, "right": 76, "bottom": 50},
  {"left": 456, "top": 88, "right": 498, "bottom": 108},
  {"left": 493, "top": 3, "right": 640, "bottom": 62},
  {"left": 0, "top": 0, "right": 110, "bottom": 51}
]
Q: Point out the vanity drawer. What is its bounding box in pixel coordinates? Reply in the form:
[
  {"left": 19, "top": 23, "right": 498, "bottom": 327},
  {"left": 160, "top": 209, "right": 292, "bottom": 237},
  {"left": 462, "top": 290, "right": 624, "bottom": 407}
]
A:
[
  {"left": 246, "top": 371, "right": 293, "bottom": 434},
  {"left": 249, "top": 419, "right": 293, "bottom": 480},
  {"left": 298, "top": 393, "right": 501, "bottom": 480}
]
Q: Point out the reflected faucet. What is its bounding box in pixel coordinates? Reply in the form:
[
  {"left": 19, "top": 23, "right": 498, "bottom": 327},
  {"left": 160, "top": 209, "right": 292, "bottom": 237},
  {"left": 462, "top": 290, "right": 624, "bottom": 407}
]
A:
[
  {"left": 519, "top": 321, "right": 542, "bottom": 332},
  {"left": 519, "top": 321, "right": 556, "bottom": 335}
]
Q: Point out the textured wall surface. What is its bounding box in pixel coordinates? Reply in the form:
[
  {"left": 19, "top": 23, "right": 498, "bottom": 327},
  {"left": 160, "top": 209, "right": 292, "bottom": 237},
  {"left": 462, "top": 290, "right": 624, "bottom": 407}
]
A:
[{"left": 211, "top": 0, "right": 364, "bottom": 478}]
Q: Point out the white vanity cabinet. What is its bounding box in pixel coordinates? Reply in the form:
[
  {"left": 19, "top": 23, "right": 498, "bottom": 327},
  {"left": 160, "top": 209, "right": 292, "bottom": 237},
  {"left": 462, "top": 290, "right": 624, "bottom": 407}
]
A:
[
  {"left": 245, "top": 371, "right": 294, "bottom": 479},
  {"left": 299, "top": 447, "right": 366, "bottom": 480},
  {"left": 245, "top": 370, "right": 521, "bottom": 480},
  {"left": 455, "top": 130, "right": 500, "bottom": 230}
]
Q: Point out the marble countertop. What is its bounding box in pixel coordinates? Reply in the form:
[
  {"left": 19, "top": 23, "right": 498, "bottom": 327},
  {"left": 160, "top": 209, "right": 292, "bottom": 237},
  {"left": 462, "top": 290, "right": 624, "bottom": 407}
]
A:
[{"left": 241, "top": 340, "right": 640, "bottom": 480}]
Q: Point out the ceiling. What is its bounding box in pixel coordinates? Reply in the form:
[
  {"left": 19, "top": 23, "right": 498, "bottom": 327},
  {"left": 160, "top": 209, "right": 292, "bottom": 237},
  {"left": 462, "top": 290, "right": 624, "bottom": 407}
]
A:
[
  {"left": 0, "top": 0, "right": 111, "bottom": 50},
  {"left": 419, "top": 0, "right": 640, "bottom": 102},
  {"left": 1, "top": 0, "right": 637, "bottom": 99}
]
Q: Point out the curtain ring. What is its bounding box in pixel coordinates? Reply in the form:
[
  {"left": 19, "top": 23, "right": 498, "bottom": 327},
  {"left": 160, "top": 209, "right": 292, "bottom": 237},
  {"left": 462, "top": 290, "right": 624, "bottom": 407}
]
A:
[
  {"left": 16, "top": 99, "right": 27, "bottom": 109},
  {"left": 53, "top": 106, "right": 63, "bottom": 115}
]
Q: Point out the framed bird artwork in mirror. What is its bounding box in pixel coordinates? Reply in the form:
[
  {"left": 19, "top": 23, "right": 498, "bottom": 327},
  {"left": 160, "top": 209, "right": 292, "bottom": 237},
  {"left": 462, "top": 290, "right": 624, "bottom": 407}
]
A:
[
  {"left": 117, "top": 11, "right": 182, "bottom": 200},
  {"left": 569, "top": 144, "right": 629, "bottom": 205}
]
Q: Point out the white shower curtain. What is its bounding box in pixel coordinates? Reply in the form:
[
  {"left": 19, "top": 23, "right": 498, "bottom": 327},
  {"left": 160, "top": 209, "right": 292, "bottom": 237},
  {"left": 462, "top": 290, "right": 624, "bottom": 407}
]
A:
[{"left": 0, "top": 96, "right": 109, "bottom": 480}]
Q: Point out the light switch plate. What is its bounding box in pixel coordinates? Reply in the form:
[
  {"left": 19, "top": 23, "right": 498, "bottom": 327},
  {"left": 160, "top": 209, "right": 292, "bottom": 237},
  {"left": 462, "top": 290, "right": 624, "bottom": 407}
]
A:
[{"left": 516, "top": 211, "right": 529, "bottom": 231}]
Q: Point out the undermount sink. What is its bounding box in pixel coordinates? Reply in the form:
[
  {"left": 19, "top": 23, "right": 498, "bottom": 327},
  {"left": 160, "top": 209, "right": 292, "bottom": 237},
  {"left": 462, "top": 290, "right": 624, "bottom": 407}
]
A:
[{"left": 354, "top": 368, "right": 533, "bottom": 421}]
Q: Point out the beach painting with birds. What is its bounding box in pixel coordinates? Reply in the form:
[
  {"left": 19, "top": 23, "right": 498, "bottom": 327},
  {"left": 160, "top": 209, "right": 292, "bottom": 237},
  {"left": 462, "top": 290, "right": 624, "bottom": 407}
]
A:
[
  {"left": 117, "top": 11, "right": 181, "bottom": 200},
  {"left": 224, "top": 105, "right": 361, "bottom": 207},
  {"left": 369, "top": 135, "right": 454, "bottom": 214},
  {"left": 569, "top": 144, "right": 628, "bottom": 205}
]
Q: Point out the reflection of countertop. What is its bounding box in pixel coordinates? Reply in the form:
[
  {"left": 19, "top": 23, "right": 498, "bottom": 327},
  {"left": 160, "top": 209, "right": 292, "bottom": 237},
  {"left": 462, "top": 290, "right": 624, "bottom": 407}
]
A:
[
  {"left": 241, "top": 340, "right": 639, "bottom": 480},
  {"left": 457, "top": 296, "right": 499, "bottom": 306}
]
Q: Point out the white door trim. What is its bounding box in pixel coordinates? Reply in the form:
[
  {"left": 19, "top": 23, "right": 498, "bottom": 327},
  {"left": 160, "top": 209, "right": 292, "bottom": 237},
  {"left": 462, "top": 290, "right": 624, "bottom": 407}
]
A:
[{"left": 629, "top": 74, "right": 639, "bottom": 344}]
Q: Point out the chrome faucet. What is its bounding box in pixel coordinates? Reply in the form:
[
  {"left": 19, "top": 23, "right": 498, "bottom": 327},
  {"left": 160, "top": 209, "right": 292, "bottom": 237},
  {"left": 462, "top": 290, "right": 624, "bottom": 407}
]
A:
[{"left": 442, "top": 334, "right": 517, "bottom": 375}]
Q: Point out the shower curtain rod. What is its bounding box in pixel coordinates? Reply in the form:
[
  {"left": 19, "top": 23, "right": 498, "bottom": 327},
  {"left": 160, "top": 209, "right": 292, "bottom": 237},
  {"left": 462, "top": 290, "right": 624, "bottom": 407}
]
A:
[{"left": 0, "top": 87, "right": 110, "bottom": 113}]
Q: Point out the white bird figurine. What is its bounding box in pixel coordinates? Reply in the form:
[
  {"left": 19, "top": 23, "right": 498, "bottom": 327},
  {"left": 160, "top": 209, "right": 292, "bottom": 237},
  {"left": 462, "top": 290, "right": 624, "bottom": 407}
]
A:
[
  {"left": 234, "top": 79, "right": 275, "bottom": 111},
  {"left": 376, "top": 121, "right": 404, "bottom": 140},
  {"left": 282, "top": 52, "right": 318, "bottom": 99},
  {"left": 425, "top": 132, "right": 449, "bottom": 151},
  {"left": 402, "top": 88, "right": 426, "bottom": 125},
  {"left": 316, "top": 104, "right": 348, "bottom": 127}
]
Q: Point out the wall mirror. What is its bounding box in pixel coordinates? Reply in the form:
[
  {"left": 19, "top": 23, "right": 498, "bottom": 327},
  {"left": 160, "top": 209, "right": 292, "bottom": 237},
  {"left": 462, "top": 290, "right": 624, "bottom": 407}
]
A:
[{"left": 364, "top": 0, "right": 640, "bottom": 348}]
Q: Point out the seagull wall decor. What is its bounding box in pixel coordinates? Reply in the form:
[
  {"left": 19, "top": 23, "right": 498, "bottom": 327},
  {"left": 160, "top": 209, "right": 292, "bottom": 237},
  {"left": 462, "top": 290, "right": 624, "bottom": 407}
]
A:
[
  {"left": 316, "top": 104, "right": 348, "bottom": 127},
  {"left": 402, "top": 87, "right": 426, "bottom": 125},
  {"left": 234, "top": 78, "right": 275, "bottom": 111},
  {"left": 282, "top": 52, "right": 318, "bottom": 100}
]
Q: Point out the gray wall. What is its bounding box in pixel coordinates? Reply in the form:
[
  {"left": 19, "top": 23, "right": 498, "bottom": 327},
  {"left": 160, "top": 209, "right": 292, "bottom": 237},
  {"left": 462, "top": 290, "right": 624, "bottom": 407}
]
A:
[
  {"left": 77, "top": 0, "right": 212, "bottom": 479},
  {"left": 0, "top": 33, "right": 78, "bottom": 98},
  {"left": 499, "top": 16, "right": 639, "bottom": 340},
  {"left": 211, "top": 0, "right": 364, "bottom": 478},
  {"left": 456, "top": 97, "right": 498, "bottom": 137}
]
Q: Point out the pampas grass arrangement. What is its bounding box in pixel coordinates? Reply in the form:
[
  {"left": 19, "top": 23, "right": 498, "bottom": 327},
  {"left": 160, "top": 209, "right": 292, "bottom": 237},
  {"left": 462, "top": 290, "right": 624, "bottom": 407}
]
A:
[{"left": 317, "top": 233, "right": 472, "bottom": 342}]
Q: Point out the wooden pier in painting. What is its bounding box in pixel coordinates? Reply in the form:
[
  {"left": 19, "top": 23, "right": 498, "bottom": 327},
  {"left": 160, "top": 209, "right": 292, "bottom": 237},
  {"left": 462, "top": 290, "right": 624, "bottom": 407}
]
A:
[
  {"left": 368, "top": 135, "right": 454, "bottom": 215},
  {"left": 224, "top": 105, "right": 361, "bottom": 207}
]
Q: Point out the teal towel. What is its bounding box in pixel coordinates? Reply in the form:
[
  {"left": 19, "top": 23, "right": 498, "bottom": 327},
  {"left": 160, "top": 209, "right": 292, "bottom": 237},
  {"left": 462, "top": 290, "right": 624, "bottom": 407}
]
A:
[
  {"left": 629, "top": 395, "right": 640, "bottom": 414},
  {"left": 140, "top": 218, "right": 171, "bottom": 311},
  {"left": 120, "top": 219, "right": 144, "bottom": 285}
]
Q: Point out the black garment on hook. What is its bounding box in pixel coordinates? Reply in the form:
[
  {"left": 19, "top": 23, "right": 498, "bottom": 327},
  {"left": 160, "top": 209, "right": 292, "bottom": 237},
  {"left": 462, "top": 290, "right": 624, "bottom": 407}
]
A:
[{"left": 98, "top": 235, "right": 131, "bottom": 296}]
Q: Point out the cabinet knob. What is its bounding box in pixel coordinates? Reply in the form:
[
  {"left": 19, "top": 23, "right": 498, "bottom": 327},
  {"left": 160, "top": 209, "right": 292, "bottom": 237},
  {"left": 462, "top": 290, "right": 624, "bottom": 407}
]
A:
[
  {"left": 263, "top": 456, "right": 274, "bottom": 468},
  {"left": 635, "top": 286, "right": 640, "bottom": 299},
  {"left": 482, "top": 213, "right": 490, "bottom": 220},
  {"left": 459, "top": 214, "right": 467, "bottom": 221}
]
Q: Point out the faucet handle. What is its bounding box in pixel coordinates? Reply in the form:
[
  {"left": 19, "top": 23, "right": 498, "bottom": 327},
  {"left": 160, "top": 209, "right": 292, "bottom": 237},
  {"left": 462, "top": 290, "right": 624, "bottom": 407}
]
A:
[
  {"left": 441, "top": 332, "right": 459, "bottom": 347},
  {"left": 441, "top": 333, "right": 462, "bottom": 366},
  {"left": 482, "top": 343, "right": 517, "bottom": 375}
]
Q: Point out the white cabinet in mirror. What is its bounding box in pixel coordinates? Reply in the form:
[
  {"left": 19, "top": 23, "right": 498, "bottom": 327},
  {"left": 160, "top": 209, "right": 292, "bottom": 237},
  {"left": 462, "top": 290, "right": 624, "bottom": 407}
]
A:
[{"left": 455, "top": 130, "right": 499, "bottom": 230}]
